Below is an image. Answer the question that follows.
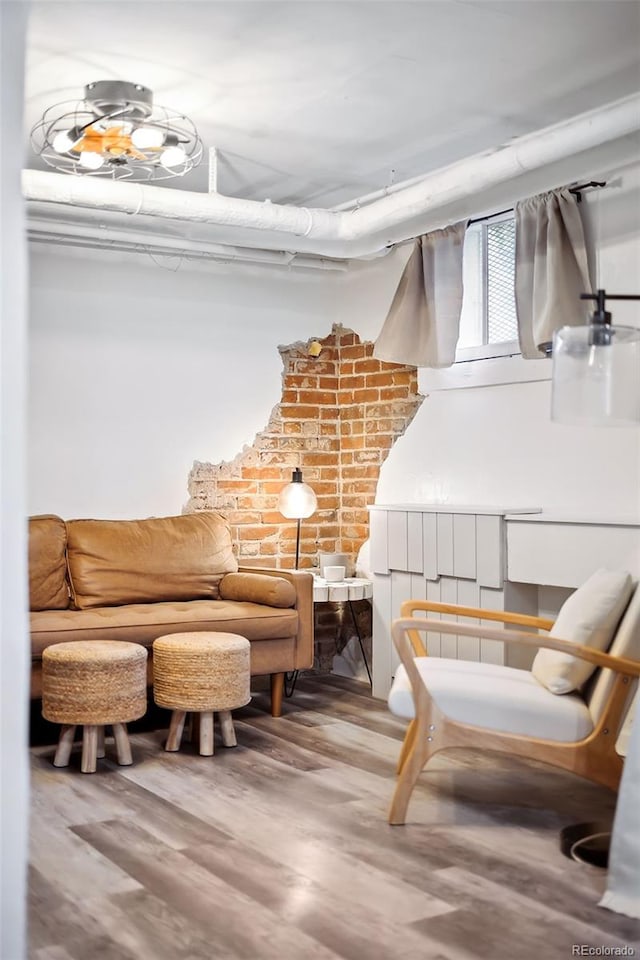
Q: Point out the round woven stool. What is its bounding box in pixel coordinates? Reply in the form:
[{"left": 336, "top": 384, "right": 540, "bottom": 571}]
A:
[
  {"left": 42, "top": 641, "right": 148, "bottom": 773},
  {"left": 153, "top": 632, "right": 250, "bottom": 756}
]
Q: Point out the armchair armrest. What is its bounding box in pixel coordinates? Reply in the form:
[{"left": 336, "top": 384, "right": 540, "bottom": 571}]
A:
[
  {"left": 398, "top": 600, "right": 555, "bottom": 658},
  {"left": 392, "top": 616, "right": 640, "bottom": 685}
]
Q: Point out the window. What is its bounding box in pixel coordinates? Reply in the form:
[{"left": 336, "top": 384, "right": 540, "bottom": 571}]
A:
[{"left": 456, "top": 212, "right": 519, "bottom": 362}]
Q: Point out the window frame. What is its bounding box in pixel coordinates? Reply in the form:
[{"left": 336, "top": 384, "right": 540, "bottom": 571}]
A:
[{"left": 454, "top": 210, "right": 520, "bottom": 364}]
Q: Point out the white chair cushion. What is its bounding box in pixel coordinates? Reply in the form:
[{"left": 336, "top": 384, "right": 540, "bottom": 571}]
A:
[
  {"left": 388, "top": 658, "right": 593, "bottom": 742},
  {"left": 532, "top": 569, "right": 632, "bottom": 695}
]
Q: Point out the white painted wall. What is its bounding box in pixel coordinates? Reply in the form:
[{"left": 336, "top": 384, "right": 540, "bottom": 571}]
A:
[
  {"left": 345, "top": 159, "right": 640, "bottom": 519},
  {"left": 28, "top": 249, "right": 341, "bottom": 518},
  {"left": 1, "top": 5, "right": 30, "bottom": 958}
]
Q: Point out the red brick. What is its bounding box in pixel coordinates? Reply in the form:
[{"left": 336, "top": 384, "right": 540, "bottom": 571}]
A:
[
  {"left": 280, "top": 405, "right": 322, "bottom": 420},
  {"left": 318, "top": 377, "right": 339, "bottom": 390},
  {"left": 241, "top": 466, "right": 288, "bottom": 480},
  {"left": 298, "top": 390, "right": 336, "bottom": 405},
  {"left": 380, "top": 386, "right": 413, "bottom": 401},
  {"left": 225, "top": 510, "right": 262, "bottom": 524},
  {"left": 341, "top": 435, "right": 365, "bottom": 450},
  {"left": 320, "top": 408, "right": 340, "bottom": 420},
  {"left": 292, "top": 360, "right": 336, "bottom": 375},
  {"left": 240, "top": 524, "right": 281, "bottom": 540},
  {"left": 285, "top": 374, "right": 319, "bottom": 389},
  {"left": 217, "top": 480, "right": 258, "bottom": 492},
  {"left": 341, "top": 464, "right": 379, "bottom": 478},
  {"left": 283, "top": 422, "right": 302, "bottom": 435},
  {"left": 258, "top": 541, "right": 278, "bottom": 555},
  {"left": 318, "top": 467, "right": 339, "bottom": 481},
  {"left": 353, "top": 388, "right": 379, "bottom": 403},
  {"left": 340, "top": 345, "right": 367, "bottom": 360},
  {"left": 353, "top": 358, "right": 382, "bottom": 374}
]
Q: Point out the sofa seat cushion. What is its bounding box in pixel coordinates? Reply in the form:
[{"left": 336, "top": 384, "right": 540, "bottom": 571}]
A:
[
  {"left": 388, "top": 658, "right": 594, "bottom": 743},
  {"left": 30, "top": 599, "right": 297, "bottom": 660}
]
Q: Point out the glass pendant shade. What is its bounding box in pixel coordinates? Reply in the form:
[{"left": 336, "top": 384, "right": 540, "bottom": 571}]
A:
[
  {"left": 278, "top": 469, "right": 317, "bottom": 519},
  {"left": 551, "top": 324, "right": 640, "bottom": 426}
]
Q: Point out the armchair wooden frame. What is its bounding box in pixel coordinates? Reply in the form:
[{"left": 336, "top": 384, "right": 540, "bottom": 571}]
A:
[{"left": 389, "top": 599, "right": 640, "bottom": 826}]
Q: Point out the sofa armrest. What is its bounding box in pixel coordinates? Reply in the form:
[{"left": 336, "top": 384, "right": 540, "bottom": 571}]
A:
[
  {"left": 220, "top": 572, "right": 296, "bottom": 608},
  {"left": 238, "top": 566, "right": 314, "bottom": 670}
]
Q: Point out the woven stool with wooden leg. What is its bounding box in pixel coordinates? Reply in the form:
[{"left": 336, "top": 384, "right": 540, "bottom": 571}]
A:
[
  {"left": 42, "top": 641, "right": 148, "bottom": 774},
  {"left": 153, "top": 632, "right": 250, "bottom": 756}
]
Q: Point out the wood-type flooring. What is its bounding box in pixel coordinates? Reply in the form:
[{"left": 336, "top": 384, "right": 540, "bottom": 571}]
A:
[{"left": 28, "top": 675, "right": 640, "bottom": 960}]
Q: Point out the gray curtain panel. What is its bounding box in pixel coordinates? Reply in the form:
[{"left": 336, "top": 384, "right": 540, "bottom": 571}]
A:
[
  {"left": 373, "top": 220, "right": 467, "bottom": 368},
  {"left": 515, "top": 188, "right": 593, "bottom": 359}
]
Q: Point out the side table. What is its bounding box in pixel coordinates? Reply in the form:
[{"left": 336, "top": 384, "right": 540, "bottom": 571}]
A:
[{"left": 285, "top": 576, "right": 373, "bottom": 697}]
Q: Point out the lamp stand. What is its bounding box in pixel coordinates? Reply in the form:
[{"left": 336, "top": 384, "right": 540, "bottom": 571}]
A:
[{"left": 295, "top": 518, "right": 301, "bottom": 570}]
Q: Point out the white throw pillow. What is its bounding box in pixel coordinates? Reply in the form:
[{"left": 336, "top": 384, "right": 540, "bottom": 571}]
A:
[{"left": 532, "top": 569, "right": 632, "bottom": 695}]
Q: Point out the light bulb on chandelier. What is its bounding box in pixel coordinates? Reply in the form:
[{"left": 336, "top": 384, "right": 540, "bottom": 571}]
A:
[{"left": 31, "top": 80, "right": 203, "bottom": 182}]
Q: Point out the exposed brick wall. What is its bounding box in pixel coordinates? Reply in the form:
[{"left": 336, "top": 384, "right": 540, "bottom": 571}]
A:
[{"left": 186, "top": 324, "right": 423, "bottom": 569}]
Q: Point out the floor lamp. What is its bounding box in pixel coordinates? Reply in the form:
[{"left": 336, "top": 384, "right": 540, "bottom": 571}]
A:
[
  {"left": 277, "top": 468, "right": 317, "bottom": 569},
  {"left": 278, "top": 468, "right": 317, "bottom": 699}
]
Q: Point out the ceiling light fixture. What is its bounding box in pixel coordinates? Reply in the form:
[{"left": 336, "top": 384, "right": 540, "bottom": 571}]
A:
[{"left": 30, "top": 80, "right": 203, "bottom": 182}]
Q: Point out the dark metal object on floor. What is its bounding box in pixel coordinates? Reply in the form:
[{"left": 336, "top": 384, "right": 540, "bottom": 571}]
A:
[{"left": 560, "top": 821, "right": 611, "bottom": 869}]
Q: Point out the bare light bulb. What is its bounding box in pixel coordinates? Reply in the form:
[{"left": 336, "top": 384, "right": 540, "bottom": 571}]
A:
[
  {"left": 52, "top": 130, "right": 76, "bottom": 153},
  {"left": 131, "top": 126, "right": 165, "bottom": 149},
  {"left": 79, "top": 151, "right": 104, "bottom": 170},
  {"left": 160, "top": 145, "right": 186, "bottom": 168}
]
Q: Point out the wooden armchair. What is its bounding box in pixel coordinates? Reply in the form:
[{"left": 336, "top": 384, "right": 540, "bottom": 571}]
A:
[{"left": 387, "top": 585, "right": 640, "bottom": 826}]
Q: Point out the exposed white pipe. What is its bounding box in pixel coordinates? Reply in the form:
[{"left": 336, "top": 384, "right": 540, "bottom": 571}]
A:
[
  {"left": 208, "top": 146, "right": 218, "bottom": 194},
  {"left": 27, "top": 220, "right": 348, "bottom": 271},
  {"left": 22, "top": 92, "right": 640, "bottom": 259}
]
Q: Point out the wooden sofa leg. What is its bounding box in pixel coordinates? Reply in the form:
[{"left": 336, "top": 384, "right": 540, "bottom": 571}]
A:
[{"left": 270, "top": 672, "right": 284, "bottom": 718}]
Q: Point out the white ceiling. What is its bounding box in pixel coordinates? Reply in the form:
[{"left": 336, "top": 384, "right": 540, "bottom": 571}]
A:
[{"left": 25, "top": 1, "right": 640, "bottom": 209}]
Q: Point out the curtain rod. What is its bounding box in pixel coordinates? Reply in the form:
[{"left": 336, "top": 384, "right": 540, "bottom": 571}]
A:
[{"left": 467, "top": 180, "right": 607, "bottom": 226}]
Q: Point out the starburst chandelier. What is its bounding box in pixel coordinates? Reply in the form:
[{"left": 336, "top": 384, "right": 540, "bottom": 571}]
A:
[{"left": 30, "top": 80, "right": 203, "bottom": 181}]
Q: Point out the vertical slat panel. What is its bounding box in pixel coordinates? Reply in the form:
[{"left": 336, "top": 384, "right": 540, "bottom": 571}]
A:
[
  {"left": 390, "top": 572, "right": 413, "bottom": 675},
  {"left": 479, "top": 586, "right": 505, "bottom": 664},
  {"left": 436, "top": 514, "right": 454, "bottom": 576},
  {"left": 409, "top": 573, "right": 427, "bottom": 604},
  {"left": 425, "top": 578, "right": 442, "bottom": 657},
  {"left": 456, "top": 580, "right": 480, "bottom": 661},
  {"left": 371, "top": 573, "right": 392, "bottom": 698},
  {"left": 369, "top": 510, "right": 389, "bottom": 575},
  {"left": 476, "top": 514, "right": 503, "bottom": 588},
  {"left": 439, "top": 577, "right": 458, "bottom": 658},
  {"left": 407, "top": 512, "right": 423, "bottom": 573},
  {"left": 388, "top": 512, "right": 408, "bottom": 572},
  {"left": 453, "top": 514, "right": 476, "bottom": 580},
  {"left": 422, "top": 513, "right": 438, "bottom": 580}
]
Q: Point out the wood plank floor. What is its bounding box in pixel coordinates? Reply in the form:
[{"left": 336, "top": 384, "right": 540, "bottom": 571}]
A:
[{"left": 28, "top": 675, "right": 640, "bottom": 960}]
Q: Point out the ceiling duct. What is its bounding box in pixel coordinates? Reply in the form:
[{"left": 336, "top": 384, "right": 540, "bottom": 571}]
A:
[{"left": 23, "top": 92, "right": 640, "bottom": 260}]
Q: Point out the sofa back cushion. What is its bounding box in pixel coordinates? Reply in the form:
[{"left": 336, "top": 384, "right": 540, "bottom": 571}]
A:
[
  {"left": 66, "top": 512, "right": 238, "bottom": 610},
  {"left": 29, "top": 515, "right": 70, "bottom": 611}
]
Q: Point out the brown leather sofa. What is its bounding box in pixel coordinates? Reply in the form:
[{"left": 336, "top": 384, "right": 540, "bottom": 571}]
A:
[{"left": 29, "top": 512, "right": 314, "bottom": 717}]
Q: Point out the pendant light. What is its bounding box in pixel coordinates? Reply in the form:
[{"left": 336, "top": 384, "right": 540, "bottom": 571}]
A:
[{"left": 551, "top": 290, "right": 640, "bottom": 426}]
